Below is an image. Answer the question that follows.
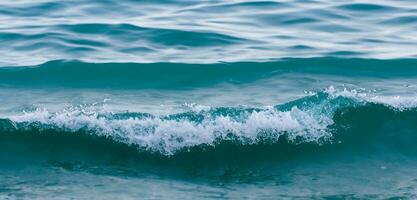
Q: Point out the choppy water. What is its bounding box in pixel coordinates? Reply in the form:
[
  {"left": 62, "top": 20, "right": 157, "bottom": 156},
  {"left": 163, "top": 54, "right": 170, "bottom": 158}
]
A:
[{"left": 1, "top": 0, "right": 417, "bottom": 199}]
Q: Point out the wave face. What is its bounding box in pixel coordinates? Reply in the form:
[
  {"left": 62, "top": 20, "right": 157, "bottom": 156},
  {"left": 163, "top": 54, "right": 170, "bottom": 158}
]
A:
[
  {"left": 1, "top": 0, "right": 417, "bottom": 65},
  {"left": 0, "top": 58, "right": 417, "bottom": 89},
  {"left": 2, "top": 93, "right": 334, "bottom": 156},
  {"left": 2, "top": 88, "right": 417, "bottom": 156}
]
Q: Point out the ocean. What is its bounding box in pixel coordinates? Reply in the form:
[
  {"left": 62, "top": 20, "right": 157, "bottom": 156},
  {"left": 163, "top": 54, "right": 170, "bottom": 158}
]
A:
[{"left": 1, "top": 0, "right": 417, "bottom": 199}]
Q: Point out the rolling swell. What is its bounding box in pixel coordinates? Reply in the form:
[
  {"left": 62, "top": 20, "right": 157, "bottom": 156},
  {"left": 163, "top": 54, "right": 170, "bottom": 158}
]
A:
[
  {"left": 1, "top": 58, "right": 417, "bottom": 89},
  {"left": 1, "top": 90, "right": 417, "bottom": 166}
]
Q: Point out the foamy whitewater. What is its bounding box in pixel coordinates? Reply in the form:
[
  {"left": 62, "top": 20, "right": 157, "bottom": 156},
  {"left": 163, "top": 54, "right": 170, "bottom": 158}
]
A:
[{"left": 4, "top": 88, "right": 417, "bottom": 155}]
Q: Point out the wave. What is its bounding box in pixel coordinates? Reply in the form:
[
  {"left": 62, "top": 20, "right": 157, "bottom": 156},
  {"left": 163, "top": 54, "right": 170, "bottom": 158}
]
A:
[
  {"left": 1, "top": 58, "right": 417, "bottom": 89},
  {"left": 1, "top": 88, "right": 417, "bottom": 159}
]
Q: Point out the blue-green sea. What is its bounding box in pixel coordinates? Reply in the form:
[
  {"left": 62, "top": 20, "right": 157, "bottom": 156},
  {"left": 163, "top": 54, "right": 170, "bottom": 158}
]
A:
[{"left": 1, "top": 0, "right": 417, "bottom": 199}]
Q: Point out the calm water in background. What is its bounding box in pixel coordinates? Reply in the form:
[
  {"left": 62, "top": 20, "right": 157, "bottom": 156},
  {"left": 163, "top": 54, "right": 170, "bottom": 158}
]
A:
[
  {"left": 1, "top": 0, "right": 417, "bottom": 65},
  {"left": 1, "top": 0, "right": 417, "bottom": 199}
]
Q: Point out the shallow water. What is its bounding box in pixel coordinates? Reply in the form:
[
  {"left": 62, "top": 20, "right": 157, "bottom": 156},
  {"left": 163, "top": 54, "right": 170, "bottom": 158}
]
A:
[{"left": 1, "top": 0, "right": 417, "bottom": 199}]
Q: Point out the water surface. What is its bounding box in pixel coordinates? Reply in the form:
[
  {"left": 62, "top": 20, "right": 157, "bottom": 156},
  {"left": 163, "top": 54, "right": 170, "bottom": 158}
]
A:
[{"left": 1, "top": 0, "right": 417, "bottom": 199}]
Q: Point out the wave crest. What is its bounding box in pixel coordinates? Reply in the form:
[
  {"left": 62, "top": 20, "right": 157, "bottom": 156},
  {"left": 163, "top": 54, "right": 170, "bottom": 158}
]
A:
[
  {"left": 3, "top": 88, "right": 417, "bottom": 155},
  {"left": 9, "top": 106, "right": 331, "bottom": 155}
]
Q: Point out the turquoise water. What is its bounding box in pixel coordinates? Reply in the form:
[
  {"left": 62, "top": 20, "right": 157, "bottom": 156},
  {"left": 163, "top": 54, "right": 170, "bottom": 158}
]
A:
[{"left": 1, "top": 1, "right": 417, "bottom": 199}]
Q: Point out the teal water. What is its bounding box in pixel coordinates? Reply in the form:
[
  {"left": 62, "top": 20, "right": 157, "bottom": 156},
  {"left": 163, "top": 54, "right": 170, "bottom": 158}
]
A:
[{"left": 1, "top": 0, "right": 417, "bottom": 199}]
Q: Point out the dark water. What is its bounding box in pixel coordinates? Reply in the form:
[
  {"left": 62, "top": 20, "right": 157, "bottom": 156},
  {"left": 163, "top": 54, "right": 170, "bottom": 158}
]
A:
[{"left": 1, "top": 1, "right": 417, "bottom": 199}]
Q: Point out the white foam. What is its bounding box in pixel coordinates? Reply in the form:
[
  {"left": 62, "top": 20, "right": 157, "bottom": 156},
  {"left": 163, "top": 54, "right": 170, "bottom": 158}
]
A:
[
  {"left": 325, "top": 86, "right": 417, "bottom": 110},
  {"left": 9, "top": 86, "right": 416, "bottom": 155},
  {"left": 9, "top": 106, "right": 332, "bottom": 155}
]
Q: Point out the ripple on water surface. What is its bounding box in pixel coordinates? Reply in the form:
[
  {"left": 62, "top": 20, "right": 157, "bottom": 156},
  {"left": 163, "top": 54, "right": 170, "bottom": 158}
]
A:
[{"left": 0, "top": 0, "right": 417, "bottom": 65}]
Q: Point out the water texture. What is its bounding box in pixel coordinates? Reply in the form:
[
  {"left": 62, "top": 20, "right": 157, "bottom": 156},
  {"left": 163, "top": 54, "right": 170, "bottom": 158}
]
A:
[
  {"left": 1, "top": 0, "right": 417, "bottom": 65},
  {"left": 1, "top": 0, "right": 417, "bottom": 199}
]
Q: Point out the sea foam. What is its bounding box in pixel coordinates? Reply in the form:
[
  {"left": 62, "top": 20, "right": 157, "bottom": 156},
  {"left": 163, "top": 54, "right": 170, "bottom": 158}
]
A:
[{"left": 6, "top": 87, "right": 417, "bottom": 155}]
